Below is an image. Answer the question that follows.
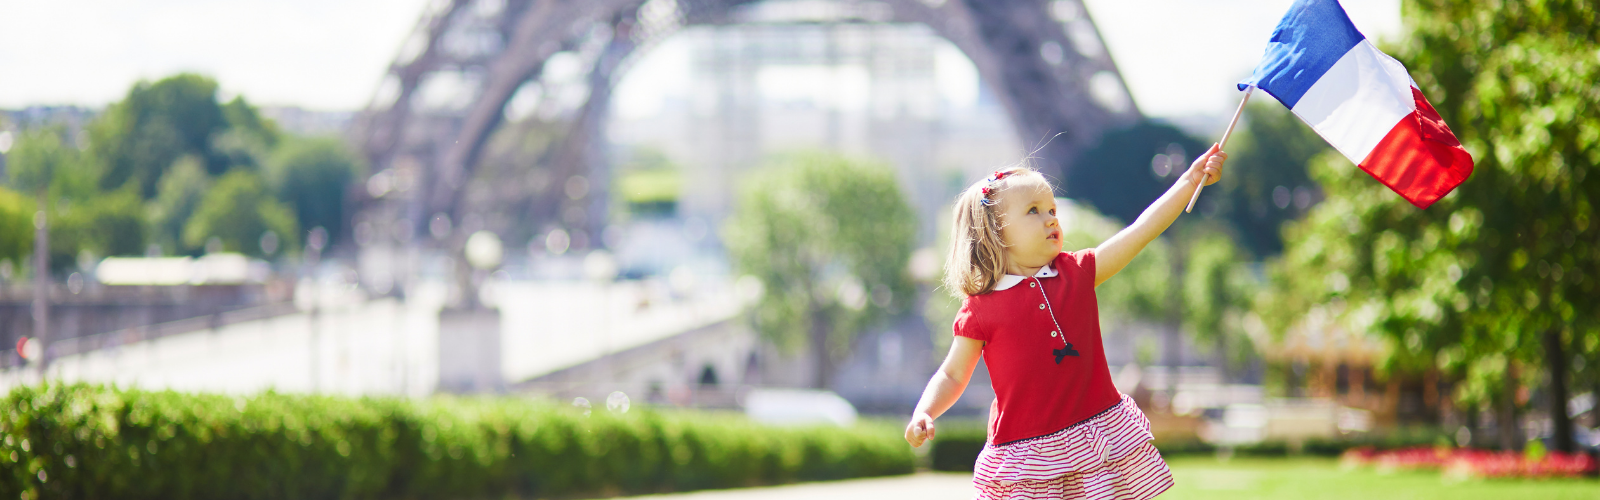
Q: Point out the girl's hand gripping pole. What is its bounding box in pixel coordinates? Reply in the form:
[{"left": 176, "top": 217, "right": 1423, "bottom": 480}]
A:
[{"left": 1186, "top": 86, "right": 1254, "bottom": 213}]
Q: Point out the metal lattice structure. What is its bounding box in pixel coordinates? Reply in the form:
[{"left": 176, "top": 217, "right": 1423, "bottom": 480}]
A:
[{"left": 351, "top": 0, "right": 1139, "bottom": 253}]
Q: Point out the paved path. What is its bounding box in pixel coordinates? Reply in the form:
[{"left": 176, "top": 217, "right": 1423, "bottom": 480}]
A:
[{"left": 590, "top": 473, "right": 977, "bottom": 500}]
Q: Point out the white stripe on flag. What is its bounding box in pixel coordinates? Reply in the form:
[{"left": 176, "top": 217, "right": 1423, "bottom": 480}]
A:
[{"left": 1290, "top": 39, "right": 1416, "bottom": 165}]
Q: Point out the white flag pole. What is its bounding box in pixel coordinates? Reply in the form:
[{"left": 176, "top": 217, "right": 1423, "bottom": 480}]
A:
[{"left": 1186, "top": 85, "right": 1254, "bottom": 213}]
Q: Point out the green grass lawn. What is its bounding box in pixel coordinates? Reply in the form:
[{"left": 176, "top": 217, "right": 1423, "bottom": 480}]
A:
[{"left": 1161, "top": 456, "right": 1599, "bottom": 500}]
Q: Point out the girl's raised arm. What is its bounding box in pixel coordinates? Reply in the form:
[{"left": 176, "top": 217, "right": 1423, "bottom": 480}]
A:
[
  {"left": 905, "top": 336, "right": 984, "bottom": 447},
  {"left": 1093, "top": 144, "right": 1226, "bottom": 287}
]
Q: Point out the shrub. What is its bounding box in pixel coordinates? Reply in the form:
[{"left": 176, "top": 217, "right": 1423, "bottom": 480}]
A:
[
  {"left": 928, "top": 430, "right": 986, "bottom": 472},
  {"left": 1151, "top": 439, "right": 1216, "bottom": 457},
  {"left": 0, "top": 384, "right": 913, "bottom": 500}
]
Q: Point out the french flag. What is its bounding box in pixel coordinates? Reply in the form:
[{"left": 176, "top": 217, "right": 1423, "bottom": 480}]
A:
[{"left": 1240, "top": 0, "right": 1473, "bottom": 209}]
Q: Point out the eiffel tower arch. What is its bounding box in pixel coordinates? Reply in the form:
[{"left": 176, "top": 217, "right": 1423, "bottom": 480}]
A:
[{"left": 350, "top": 0, "right": 1139, "bottom": 256}]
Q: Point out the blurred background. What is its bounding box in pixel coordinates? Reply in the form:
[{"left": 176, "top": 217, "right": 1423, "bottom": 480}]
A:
[{"left": 1, "top": 0, "right": 1596, "bottom": 497}]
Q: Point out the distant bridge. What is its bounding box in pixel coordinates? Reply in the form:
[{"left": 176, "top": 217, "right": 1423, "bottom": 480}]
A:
[{"left": 0, "top": 280, "right": 746, "bottom": 400}]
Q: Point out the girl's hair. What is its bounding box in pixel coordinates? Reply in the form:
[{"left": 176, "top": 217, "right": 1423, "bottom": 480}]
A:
[{"left": 942, "top": 166, "right": 1050, "bottom": 297}]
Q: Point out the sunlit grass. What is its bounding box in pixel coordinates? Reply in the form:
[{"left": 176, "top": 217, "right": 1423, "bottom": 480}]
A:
[{"left": 1162, "top": 456, "right": 1598, "bottom": 500}]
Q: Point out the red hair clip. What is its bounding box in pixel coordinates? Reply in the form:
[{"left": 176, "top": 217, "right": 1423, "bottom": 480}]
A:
[{"left": 979, "top": 170, "right": 1011, "bottom": 206}]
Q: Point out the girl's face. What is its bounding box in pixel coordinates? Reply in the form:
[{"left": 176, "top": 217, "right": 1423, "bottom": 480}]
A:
[{"left": 994, "top": 179, "right": 1061, "bottom": 272}]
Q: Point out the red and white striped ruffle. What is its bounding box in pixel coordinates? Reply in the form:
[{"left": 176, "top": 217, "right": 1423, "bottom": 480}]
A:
[{"left": 974, "top": 394, "right": 1173, "bottom": 500}]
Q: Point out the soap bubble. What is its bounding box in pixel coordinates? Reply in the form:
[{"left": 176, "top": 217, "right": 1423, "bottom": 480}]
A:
[
  {"left": 606, "top": 391, "right": 631, "bottom": 414},
  {"left": 572, "top": 397, "right": 591, "bottom": 417}
]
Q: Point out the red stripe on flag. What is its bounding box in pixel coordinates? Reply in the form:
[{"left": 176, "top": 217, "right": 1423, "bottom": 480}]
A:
[{"left": 1358, "top": 86, "right": 1474, "bottom": 209}]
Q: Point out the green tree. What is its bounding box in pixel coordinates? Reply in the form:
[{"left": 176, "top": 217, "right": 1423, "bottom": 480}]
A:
[
  {"left": 5, "top": 127, "right": 148, "bottom": 272},
  {"left": 614, "top": 146, "right": 682, "bottom": 219},
  {"left": 5, "top": 129, "right": 69, "bottom": 276},
  {"left": 0, "top": 187, "right": 33, "bottom": 269},
  {"left": 1259, "top": 0, "right": 1599, "bottom": 452},
  {"left": 1212, "top": 103, "right": 1330, "bottom": 257},
  {"left": 264, "top": 137, "right": 358, "bottom": 246},
  {"left": 88, "top": 73, "right": 230, "bottom": 197},
  {"left": 1067, "top": 111, "right": 1325, "bottom": 260},
  {"left": 1066, "top": 121, "right": 1206, "bottom": 225},
  {"left": 724, "top": 152, "right": 917, "bottom": 389},
  {"left": 1053, "top": 200, "right": 1175, "bottom": 327},
  {"left": 1180, "top": 230, "right": 1259, "bottom": 379},
  {"left": 184, "top": 170, "right": 299, "bottom": 258},
  {"left": 145, "top": 156, "right": 212, "bottom": 255},
  {"left": 5, "top": 128, "right": 71, "bottom": 195},
  {"left": 1064, "top": 207, "right": 1260, "bottom": 384},
  {"left": 49, "top": 187, "right": 147, "bottom": 269},
  {"left": 213, "top": 97, "right": 281, "bottom": 170}
]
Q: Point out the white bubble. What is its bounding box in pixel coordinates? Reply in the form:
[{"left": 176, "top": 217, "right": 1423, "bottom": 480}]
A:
[
  {"left": 465, "top": 230, "right": 504, "bottom": 270},
  {"left": 545, "top": 229, "right": 571, "bottom": 255},
  {"left": 836, "top": 277, "right": 866, "bottom": 310},
  {"left": 572, "top": 397, "right": 592, "bottom": 417},
  {"left": 735, "top": 275, "right": 764, "bottom": 304},
  {"left": 606, "top": 391, "right": 631, "bottom": 414}
]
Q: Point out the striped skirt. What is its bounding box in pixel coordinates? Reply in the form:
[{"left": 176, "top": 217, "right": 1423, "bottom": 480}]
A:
[{"left": 973, "top": 394, "right": 1173, "bottom": 500}]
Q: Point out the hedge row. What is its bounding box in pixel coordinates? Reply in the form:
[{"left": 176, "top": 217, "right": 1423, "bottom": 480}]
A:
[
  {"left": 926, "top": 422, "right": 987, "bottom": 472},
  {"left": 1, "top": 384, "right": 913, "bottom": 500}
]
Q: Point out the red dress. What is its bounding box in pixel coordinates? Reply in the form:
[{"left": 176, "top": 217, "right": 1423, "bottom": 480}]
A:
[{"left": 954, "top": 250, "right": 1173, "bottom": 499}]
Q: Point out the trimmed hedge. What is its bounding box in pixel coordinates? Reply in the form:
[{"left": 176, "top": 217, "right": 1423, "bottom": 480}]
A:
[
  {"left": 924, "top": 424, "right": 979, "bottom": 472},
  {"left": 0, "top": 384, "right": 913, "bottom": 499}
]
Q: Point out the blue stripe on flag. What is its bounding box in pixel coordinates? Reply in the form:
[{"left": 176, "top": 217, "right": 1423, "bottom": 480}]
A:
[{"left": 1238, "top": 0, "right": 1366, "bottom": 108}]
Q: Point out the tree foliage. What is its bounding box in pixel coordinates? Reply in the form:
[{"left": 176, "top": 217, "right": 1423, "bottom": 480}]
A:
[
  {"left": 88, "top": 73, "right": 233, "bottom": 197},
  {"left": 215, "top": 96, "right": 282, "bottom": 169},
  {"left": 3, "top": 127, "right": 149, "bottom": 270},
  {"left": 48, "top": 187, "right": 147, "bottom": 271},
  {"left": 1256, "top": 0, "right": 1599, "bottom": 447},
  {"left": 1210, "top": 103, "right": 1330, "bottom": 257},
  {"left": 1065, "top": 121, "right": 1207, "bottom": 225},
  {"left": 3, "top": 73, "right": 356, "bottom": 264},
  {"left": 4, "top": 128, "right": 72, "bottom": 194},
  {"left": 724, "top": 152, "right": 916, "bottom": 388},
  {"left": 1066, "top": 112, "right": 1327, "bottom": 260},
  {"left": 0, "top": 187, "right": 33, "bottom": 268},
  {"left": 264, "top": 136, "right": 359, "bottom": 244},
  {"left": 1058, "top": 201, "right": 1174, "bottom": 325},
  {"left": 145, "top": 156, "right": 212, "bottom": 255},
  {"left": 1180, "top": 229, "right": 1259, "bottom": 374},
  {"left": 183, "top": 170, "right": 298, "bottom": 258}
]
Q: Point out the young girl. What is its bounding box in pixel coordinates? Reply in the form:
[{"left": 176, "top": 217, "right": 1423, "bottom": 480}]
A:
[{"left": 906, "top": 145, "right": 1227, "bottom": 499}]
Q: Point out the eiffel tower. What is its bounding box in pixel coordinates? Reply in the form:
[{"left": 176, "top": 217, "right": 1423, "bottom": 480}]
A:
[{"left": 351, "top": 0, "right": 1138, "bottom": 256}]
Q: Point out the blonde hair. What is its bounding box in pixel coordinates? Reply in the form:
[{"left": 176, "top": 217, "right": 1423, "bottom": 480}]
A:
[{"left": 942, "top": 166, "right": 1051, "bottom": 297}]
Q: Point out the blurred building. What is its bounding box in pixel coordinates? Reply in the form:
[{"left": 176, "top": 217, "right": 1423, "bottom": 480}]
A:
[
  {"left": 259, "top": 107, "right": 354, "bottom": 137},
  {"left": 609, "top": 12, "right": 1023, "bottom": 247}
]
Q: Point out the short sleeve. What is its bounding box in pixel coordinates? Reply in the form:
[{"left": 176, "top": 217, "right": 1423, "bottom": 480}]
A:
[
  {"left": 952, "top": 297, "right": 989, "bottom": 342},
  {"left": 1060, "top": 248, "right": 1096, "bottom": 279}
]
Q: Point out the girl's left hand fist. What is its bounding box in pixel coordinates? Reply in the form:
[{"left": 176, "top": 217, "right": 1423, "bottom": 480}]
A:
[{"left": 1191, "top": 143, "right": 1227, "bottom": 186}]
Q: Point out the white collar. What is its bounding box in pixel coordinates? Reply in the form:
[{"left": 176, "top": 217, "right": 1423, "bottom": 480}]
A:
[{"left": 993, "top": 265, "right": 1058, "bottom": 291}]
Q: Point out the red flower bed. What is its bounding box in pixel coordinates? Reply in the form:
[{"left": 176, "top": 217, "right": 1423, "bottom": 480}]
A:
[
  {"left": 1340, "top": 446, "right": 1453, "bottom": 471},
  {"left": 1444, "top": 450, "right": 1596, "bottom": 479},
  {"left": 1341, "top": 446, "right": 1597, "bottom": 479}
]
